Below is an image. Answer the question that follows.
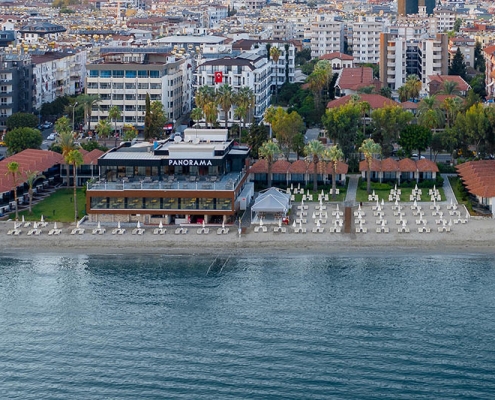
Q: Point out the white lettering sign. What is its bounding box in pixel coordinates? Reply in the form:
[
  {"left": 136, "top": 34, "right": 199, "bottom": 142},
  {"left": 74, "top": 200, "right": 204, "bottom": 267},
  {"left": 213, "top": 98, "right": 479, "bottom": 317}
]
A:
[{"left": 168, "top": 159, "right": 213, "bottom": 166}]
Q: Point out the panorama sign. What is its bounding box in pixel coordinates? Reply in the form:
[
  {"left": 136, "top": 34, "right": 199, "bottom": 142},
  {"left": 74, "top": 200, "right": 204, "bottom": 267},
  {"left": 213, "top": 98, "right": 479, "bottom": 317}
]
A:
[{"left": 168, "top": 159, "right": 213, "bottom": 166}]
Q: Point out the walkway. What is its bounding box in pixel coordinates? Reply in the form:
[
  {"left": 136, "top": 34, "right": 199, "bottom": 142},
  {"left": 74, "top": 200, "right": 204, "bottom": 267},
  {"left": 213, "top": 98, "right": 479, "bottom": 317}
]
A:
[
  {"left": 441, "top": 173, "right": 457, "bottom": 205},
  {"left": 345, "top": 174, "right": 360, "bottom": 204}
]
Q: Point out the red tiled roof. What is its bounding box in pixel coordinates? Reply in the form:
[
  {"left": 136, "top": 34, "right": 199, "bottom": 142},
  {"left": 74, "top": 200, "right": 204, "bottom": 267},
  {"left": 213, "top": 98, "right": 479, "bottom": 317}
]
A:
[
  {"left": 398, "top": 158, "right": 417, "bottom": 172},
  {"left": 83, "top": 149, "right": 105, "bottom": 165},
  {"left": 319, "top": 52, "right": 354, "bottom": 61},
  {"left": 359, "top": 158, "right": 381, "bottom": 172},
  {"left": 0, "top": 149, "right": 63, "bottom": 194},
  {"left": 271, "top": 159, "right": 290, "bottom": 174},
  {"left": 288, "top": 159, "right": 308, "bottom": 174},
  {"left": 416, "top": 158, "right": 439, "bottom": 173},
  {"left": 325, "top": 160, "right": 348, "bottom": 175},
  {"left": 337, "top": 67, "right": 374, "bottom": 90},
  {"left": 427, "top": 75, "right": 470, "bottom": 92},
  {"left": 327, "top": 94, "right": 398, "bottom": 109},
  {"left": 400, "top": 101, "right": 419, "bottom": 109},
  {"left": 249, "top": 159, "right": 268, "bottom": 173},
  {"left": 359, "top": 158, "right": 438, "bottom": 173},
  {"left": 456, "top": 160, "right": 495, "bottom": 198},
  {"left": 381, "top": 157, "right": 399, "bottom": 172}
]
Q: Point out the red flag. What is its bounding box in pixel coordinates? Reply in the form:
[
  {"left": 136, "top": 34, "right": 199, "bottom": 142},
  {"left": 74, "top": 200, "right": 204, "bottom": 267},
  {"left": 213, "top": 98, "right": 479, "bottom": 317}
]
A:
[{"left": 214, "top": 71, "right": 223, "bottom": 83}]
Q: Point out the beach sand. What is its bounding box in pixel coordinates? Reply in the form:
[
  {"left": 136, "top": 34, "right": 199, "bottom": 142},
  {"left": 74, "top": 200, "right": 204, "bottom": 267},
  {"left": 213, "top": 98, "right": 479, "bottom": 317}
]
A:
[{"left": 1, "top": 202, "right": 494, "bottom": 257}]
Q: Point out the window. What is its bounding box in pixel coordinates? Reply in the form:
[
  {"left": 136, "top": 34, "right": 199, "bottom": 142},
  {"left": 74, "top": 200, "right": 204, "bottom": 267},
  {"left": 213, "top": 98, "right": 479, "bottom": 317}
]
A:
[
  {"left": 125, "top": 82, "right": 136, "bottom": 89},
  {"left": 101, "top": 70, "right": 111, "bottom": 78},
  {"left": 0, "top": 98, "right": 6, "bottom": 104},
  {"left": 112, "top": 70, "right": 124, "bottom": 78},
  {"left": 138, "top": 70, "right": 148, "bottom": 78},
  {"left": 150, "top": 71, "right": 160, "bottom": 78},
  {"left": 138, "top": 83, "right": 149, "bottom": 89},
  {"left": 125, "top": 70, "right": 137, "bottom": 78},
  {"left": 89, "top": 70, "right": 99, "bottom": 77}
]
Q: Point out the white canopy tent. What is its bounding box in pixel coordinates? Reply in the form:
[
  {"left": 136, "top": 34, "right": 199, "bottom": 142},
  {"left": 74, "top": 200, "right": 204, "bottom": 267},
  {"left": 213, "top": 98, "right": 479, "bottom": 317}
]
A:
[{"left": 251, "top": 188, "right": 291, "bottom": 224}]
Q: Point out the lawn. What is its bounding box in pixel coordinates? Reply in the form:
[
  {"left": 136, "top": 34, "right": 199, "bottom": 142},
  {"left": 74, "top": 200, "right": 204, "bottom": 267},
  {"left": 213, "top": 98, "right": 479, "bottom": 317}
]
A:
[
  {"left": 356, "top": 180, "right": 445, "bottom": 203},
  {"left": 10, "top": 188, "right": 86, "bottom": 223},
  {"left": 291, "top": 179, "right": 348, "bottom": 203}
]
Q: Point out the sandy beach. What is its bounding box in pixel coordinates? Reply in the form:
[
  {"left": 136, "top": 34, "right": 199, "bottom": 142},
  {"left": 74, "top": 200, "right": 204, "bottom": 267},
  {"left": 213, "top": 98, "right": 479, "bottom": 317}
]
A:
[{"left": 1, "top": 201, "right": 494, "bottom": 256}]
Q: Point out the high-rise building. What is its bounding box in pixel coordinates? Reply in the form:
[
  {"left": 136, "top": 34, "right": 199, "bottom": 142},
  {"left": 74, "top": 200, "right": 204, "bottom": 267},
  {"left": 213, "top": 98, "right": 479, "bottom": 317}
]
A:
[{"left": 398, "top": 0, "right": 435, "bottom": 16}]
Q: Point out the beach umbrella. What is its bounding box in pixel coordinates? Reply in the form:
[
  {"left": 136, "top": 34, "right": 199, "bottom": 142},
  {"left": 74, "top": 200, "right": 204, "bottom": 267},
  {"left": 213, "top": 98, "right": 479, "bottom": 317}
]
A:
[
  {"left": 292, "top": 220, "right": 296, "bottom": 228},
  {"left": 41, "top": 215, "right": 44, "bottom": 223},
  {"left": 22, "top": 215, "right": 25, "bottom": 223},
  {"left": 433, "top": 185, "right": 436, "bottom": 192},
  {"left": 450, "top": 198, "right": 453, "bottom": 206},
  {"left": 312, "top": 212, "right": 316, "bottom": 219},
  {"left": 321, "top": 189, "right": 324, "bottom": 197},
  {"left": 372, "top": 190, "right": 376, "bottom": 196},
  {"left": 202, "top": 220, "right": 205, "bottom": 228},
  {"left": 442, "top": 219, "right": 446, "bottom": 226},
  {"left": 307, "top": 189, "right": 310, "bottom": 196},
  {"left": 117, "top": 221, "right": 121, "bottom": 229},
  {"left": 222, "top": 221, "right": 225, "bottom": 229},
  {"left": 357, "top": 214, "right": 362, "bottom": 221},
  {"left": 413, "top": 199, "right": 418, "bottom": 208},
  {"left": 359, "top": 219, "right": 363, "bottom": 227},
  {"left": 259, "top": 218, "right": 263, "bottom": 227},
  {"left": 376, "top": 198, "right": 379, "bottom": 208},
  {"left": 448, "top": 219, "right": 452, "bottom": 227},
  {"left": 402, "top": 220, "right": 407, "bottom": 227},
  {"left": 159, "top": 220, "right": 163, "bottom": 229},
  {"left": 336, "top": 204, "right": 339, "bottom": 211},
  {"left": 297, "top": 183, "right": 300, "bottom": 190},
  {"left": 394, "top": 184, "right": 397, "bottom": 191},
  {"left": 54, "top": 222, "right": 57, "bottom": 230},
  {"left": 291, "top": 183, "right": 293, "bottom": 190},
  {"left": 395, "top": 199, "right": 398, "bottom": 207},
  {"left": 319, "top": 197, "right": 323, "bottom": 207},
  {"left": 299, "top": 220, "right": 302, "bottom": 228},
  {"left": 278, "top": 219, "right": 282, "bottom": 228},
  {"left": 358, "top": 203, "right": 361, "bottom": 211},
  {"left": 415, "top": 184, "right": 418, "bottom": 191},
  {"left": 137, "top": 221, "right": 141, "bottom": 229},
  {"left": 381, "top": 198, "right": 384, "bottom": 207},
  {"left": 466, "top": 211, "right": 469, "bottom": 219},
  {"left": 98, "top": 221, "right": 101, "bottom": 229},
  {"left": 317, "top": 220, "right": 321, "bottom": 228},
  {"left": 381, "top": 219, "right": 386, "bottom": 227}
]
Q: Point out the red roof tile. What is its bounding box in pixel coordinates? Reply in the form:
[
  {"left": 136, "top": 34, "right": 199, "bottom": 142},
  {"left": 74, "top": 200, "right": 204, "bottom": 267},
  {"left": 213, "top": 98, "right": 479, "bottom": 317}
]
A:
[
  {"left": 427, "top": 74, "right": 470, "bottom": 92},
  {"left": 416, "top": 158, "right": 439, "bottom": 173},
  {"left": 271, "top": 159, "right": 290, "bottom": 174},
  {"left": 381, "top": 157, "right": 399, "bottom": 172},
  {"left": 398, "top": 158, "right": 417, "bottom": 172},
  {"left": 337, "top": 67, "right": 374, "bottom": 90},
  {"left": 249, "top": 159, "right": 268, "bottom": 173},
  {"left": 456, "top": 160, "right": 495, "bottom": 198},
  {"left": 327, "top": 94, "right": 398, "bottom": 110},
  {"left": 288, "top": 160, "right": 308, "bottom": 174},
  {"left": 319, "top": 52, "right": 354, "bottom": 61}
]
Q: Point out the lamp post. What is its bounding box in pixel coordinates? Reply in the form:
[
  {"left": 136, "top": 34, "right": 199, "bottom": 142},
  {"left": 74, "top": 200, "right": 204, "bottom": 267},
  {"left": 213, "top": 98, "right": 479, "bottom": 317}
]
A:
[{"left": 72, "top": 102, "right": 78, "bottom": 133}]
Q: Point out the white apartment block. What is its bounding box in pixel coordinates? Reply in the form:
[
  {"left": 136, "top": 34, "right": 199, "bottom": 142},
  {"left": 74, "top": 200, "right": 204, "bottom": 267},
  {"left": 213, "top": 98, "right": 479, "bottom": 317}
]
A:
[
  {"left": 351, "top": 16, "right": 383, "bottom": 64},
  {"left": 449, "top": 37, "right": 475, "bottom": 67},
  {"left": 379, "top": 33, "right": 408, "bottom": 91},
  {"left": 271, "top": 20, "right": 295, "bottom": 41},
  {"left": 195, "top": 52, "right": 272, "bottom": 123},
  {"left": 86, "top": 49, "right": 192, "bottom": 132},
  {"left": 32, "top": 50, "right": 87, "bottom": 110},
  {"left": 420, "top": 34, "right": 449, "bottom": 88},
  {"left": 310, "top": 15, "right": 344, "bottom": 58},
  {"left": 433, "top": 6, "right": 456, "bottom": 33}
]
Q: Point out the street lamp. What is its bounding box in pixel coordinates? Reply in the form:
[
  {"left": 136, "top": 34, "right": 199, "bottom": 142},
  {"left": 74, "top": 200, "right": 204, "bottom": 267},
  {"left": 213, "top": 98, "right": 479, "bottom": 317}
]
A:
[{"left": 72, "top": 102, "right": 78, "bottom": 133}]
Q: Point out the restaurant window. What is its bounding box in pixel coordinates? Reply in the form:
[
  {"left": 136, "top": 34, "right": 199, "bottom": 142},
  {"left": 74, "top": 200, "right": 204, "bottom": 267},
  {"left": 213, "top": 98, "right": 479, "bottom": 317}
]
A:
[
  {"left": 91, "top": 197, "right": 107, "bottom": 209},
  {"left": 112, "top": 70, "right": 124, "bottom": 78},
  {"left": 150, "top": 70, "right": 160, "bottom": 78},
  {"left": 108, "top": 197, "right": 125, "bottom": 209},
  {"left": 89, "top": 70, "right": 99, "bottom": 77},
  {"left": 163, "top": 198, "right": 178, "bottom": 209},
  {"left": 127, "top": 197, "right": 143, "bottom": 209},
  {"left": 125, "top": 70, "right": 137, "bottom": 78},
  {"left": 216, "top": 198, "right": 231, "bottom": 210},
  {"left": 138, "top": 70, "right": 148, "bottom": 78},
  {"left": 180, "top": 197, "right": 197, "bottom": 210},
  {"left": 113, "top": 82, "right": 124, "bottom": 89},
  {"left": 199, "top": 198, "right": 214, "bottom": 210},
  {"left": 145, "top": 198, "right": 161, "bottom": 209}
]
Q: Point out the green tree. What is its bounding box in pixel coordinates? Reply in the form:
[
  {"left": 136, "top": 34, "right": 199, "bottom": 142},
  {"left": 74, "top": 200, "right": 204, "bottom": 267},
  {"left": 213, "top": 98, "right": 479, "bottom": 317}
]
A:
[
  {"left": 258, "top": 140, "right": 281, "bottom": 187},
  {"left": 6, "top": 161, "right": 20, "bottom": 220},
  {"left": 270, "top": 46, "right": 282, "bottom": 102},
  {"left": 307, "top": 60, "right": 332, "bottom": 111},
  {"left": 441, "top": 96, "right": 463, "bottom": 128},
  {"left": 399, "top": 124, "right": 432, "bottom": 158},
  {"left": 439, "top": 80, "right": 460, "bottom": 95},
  {"left": 449, "top": 48, "right": 467, "bottom": 81},
  {"left": 380, "top": 86, "right": 392, "bottom": 99},
  {"left": 405, "top": 75, "right": 422, "bottom": 101},
  {"left": 233, "top": 86, "right": 255, "bottom": 134},
  {"left": 324, "top": 145, "right": 344, "bottom": 199},
  {"left": 122, "top": 124, "right": 138, "bottom": 141},
  {"left": 6, "top": 112, "right": 38, "bottom": 130},
  {"left": 4, "top": 127, "right": 43, "bottom": 154},
  {"left": 191, "top": 107, "right": 203, "bottom": 128},
  {"left": 55, "top": 116, "right": 72, "bottom": 136},
  {"left": 150, "top": 101, "right": 166, "bottom": 138},
  {"left": 95, "top": 119, "right": 112, "bottom": 139},
  {"left": 25, "top": 170, "right": 45, "bottom": 214},
  {"left": 430, "top": 132, "right": 445, "bottom": 162},
  {"left": 108, "top": 105, "right": 122, "bottom": 136},
  {"left": 453, "top": 18, "right": 462, "bottom": 32},
  {"left": 216, "top": 84, "right": 234, "bottom": 129},
  {"left": 56, "top": 126, "right": 76, "bottom": 186},
  {"left": 144, "top": 93, "right": 152, "bottom": 140},
  {"left": 463, "top": 103, "right": 491, "bottom": 155},
  {"left": 469, "top": 74, "right": 487, "bottom": 99},
  {"left": 322, "top": 102, "right": 361, "bottom": 158},
  {"left": 304, "top": 139, "right": 326, "bottom": 191},
  {"left": 247, "top": 122, "right": 269, "bottom": 158},
  {"left": 65, "top": 149, "right": 84, "bottom": 222},
  {"left": 359, "top": 139, "right": 381, "bottom": 194},
  {"left": 271, "top": 108, "right": 305, "bottom": 160},
  {"left": 370, "top": 106, "right": 413, "bottom": 156},
  {"left": 474, "top": 41, "right": 486, "bottom": 73},
  {"left": 195, "top": 85, "right": 216, "bottom": 114},
  {"left": 417, "top": 96, "right": 444, "bottom": 130},
  {"left": 76, "top": 94, "right": 100, "bottom": 132}
]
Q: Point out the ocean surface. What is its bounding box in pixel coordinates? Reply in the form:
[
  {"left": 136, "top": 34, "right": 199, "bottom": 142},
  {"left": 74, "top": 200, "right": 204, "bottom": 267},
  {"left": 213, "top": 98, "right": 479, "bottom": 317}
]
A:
[{"left": 1, "top": 251, "right": 495, "bottom": 399}]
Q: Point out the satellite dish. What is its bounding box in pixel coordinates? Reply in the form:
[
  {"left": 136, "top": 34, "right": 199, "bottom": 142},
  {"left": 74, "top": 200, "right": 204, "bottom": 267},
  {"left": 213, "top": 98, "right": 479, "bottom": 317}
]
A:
[
  {"left": 174, "top": 136, "right": 182, "bottom": 143},
  {"left": 193, "top": 137, "right": 200, "bottom": 144}
]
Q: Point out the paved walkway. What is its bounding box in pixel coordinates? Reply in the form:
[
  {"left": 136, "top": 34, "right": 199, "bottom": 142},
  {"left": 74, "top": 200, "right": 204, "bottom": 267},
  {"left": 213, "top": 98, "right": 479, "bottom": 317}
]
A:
[
  {"left": 345, "top": 174, "right": 360, "bottom": 204},
  {"left": 441, "top": 174, "right": 457, "bottom": 205}
]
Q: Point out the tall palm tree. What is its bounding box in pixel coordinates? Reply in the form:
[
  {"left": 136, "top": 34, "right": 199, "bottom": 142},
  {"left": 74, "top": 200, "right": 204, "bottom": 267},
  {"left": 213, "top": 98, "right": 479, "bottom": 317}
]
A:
[
  {"left": 405, "top": 75, "right": 421, "bottom": 101},
  {"left": 270, "top": 46, "right": 281, "bottom": 102},
  {"left": 418, "top": 96, "right": 444, "bottom": 130},
  {"left": 57, "top": 130, "right": 76, "bottom": 187},
  {"left": 258, "top": 140, "right": 281, "bottom": 188},
  {"left": 191, "top": 107, "right": 203, "bottom": 128},
  {"left": 234, "top": 105, "right": 246, "bottom": 142},
  {"left": 203, "top": 101, "right": 218, "bottom": 128},
  {"left": 359, "top": 138, "right": 381, "bottom": 194},
  {"left": 195, "top": 86, "right": 216, "bottom": 119},
  {"left": 441, "top": 96, "right": 463, "bottom": 128},
  {"left": 6, "top": 161, "right": 20, "bottom": 220},
  {"left": 304, "top": 139, "right": 326, "bottom": 191},
  {"left": 25, "top": 170, "right": 45, "bottom": 214},
  {"left": 216, "top": 84, "right": 234, "bottom": 129},
  {"left": 95, "top": 119, "right": 112, "bottom": 140},
  {"left": 440, "top": 80, "right": 460, "bottom": 95},
  {"left": 76, "top": 94, "right": 101, "bottom": 132},
  {"left": 398, "top": 85, "right": 408, "bottom": 103},
  {"left": 65, "top": 149, "right": 84, "bottom": 222},
  {"left": 234, "top": 86, "right": 255, "bottom": 132},
  {"left": 108, "top": 105, "right": 122, "bottom": 136},
  {"left": 324, "top": 145, "right": 344, "bottom": 199}
]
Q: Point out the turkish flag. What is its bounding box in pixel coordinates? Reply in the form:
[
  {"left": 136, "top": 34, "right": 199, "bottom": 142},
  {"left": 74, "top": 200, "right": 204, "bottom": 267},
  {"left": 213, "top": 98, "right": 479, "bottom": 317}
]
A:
[{"left": 214, "top": 71, "right": 223, "bottom": 83}]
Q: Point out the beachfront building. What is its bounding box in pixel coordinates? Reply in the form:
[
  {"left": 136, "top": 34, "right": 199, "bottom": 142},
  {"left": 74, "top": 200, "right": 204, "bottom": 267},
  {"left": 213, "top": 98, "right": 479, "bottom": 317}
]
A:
[
  {"left": 359, "top": 157, "right": 439, "bottom": 184},
  {"left": 85, "top": 48, "right": 192, "bottom": 134},
  {"left": 456, "top": 161, "right": 495, "bottom": 214},
  {"left": 249, "top": 159, "right": 348, "bottom": 187},
  {"left": 85, "top": 129, "right": 250, "bottom": 225}
]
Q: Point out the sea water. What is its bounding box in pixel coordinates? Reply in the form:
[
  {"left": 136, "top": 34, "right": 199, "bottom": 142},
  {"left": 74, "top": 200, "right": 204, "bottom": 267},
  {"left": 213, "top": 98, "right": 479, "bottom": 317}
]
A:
[{"left": 1, "top": 252, "right": 495, "bottom": 399}]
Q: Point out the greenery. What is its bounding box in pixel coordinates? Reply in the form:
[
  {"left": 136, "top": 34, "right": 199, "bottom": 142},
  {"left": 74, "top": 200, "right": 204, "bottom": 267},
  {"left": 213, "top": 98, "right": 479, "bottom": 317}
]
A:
[
  {"left": 80, "top": 141, "right": 108, "bottom": 152},
  {"left": 6, "top": 113, "right": 38, "bottom": 130},
  {"left": 40, "top": 95, "right": 72, "bottom": 121},
  {"left": 9, "top": 188, "right": 86, "bottom": 223},
  {"left": 449, "top": 48, "right": 467, "bottom": 81},
  {"left": 355, "top": 178, "right": 445, "bottom": 203},
  {"left": 449, "top": 176, "right": 473, "bottom": 214},
  {"left": 4, "top": 127, "right": 43, "bottom": 154}
]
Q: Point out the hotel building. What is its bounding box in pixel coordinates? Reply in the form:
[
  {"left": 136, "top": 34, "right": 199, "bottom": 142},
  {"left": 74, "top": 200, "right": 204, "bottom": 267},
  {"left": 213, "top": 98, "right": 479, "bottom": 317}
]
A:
[{"left": 85, "top": 129, "right": 251, "bottom": 225}]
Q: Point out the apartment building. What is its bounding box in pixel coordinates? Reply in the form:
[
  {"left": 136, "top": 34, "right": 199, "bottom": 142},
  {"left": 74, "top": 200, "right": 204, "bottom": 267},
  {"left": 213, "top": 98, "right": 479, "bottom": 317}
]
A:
[
  {"left": 379, "top": 33, "right": 408, "bottom": 91},
  {"left": 350, "top": 16, "right": 383, "bottom": 64},
  {"left": 483, "top": 44, "right": 495, "bottom": 99},
  {"left": 86, "top": 48, "right": 192, "bottom": 133},
  {"left": 432, "top": 5, "right": 456, "bottom": 33},
  {"left": 310, "top": 15, "right": 344, "bottom": 58},
  {"left": 449, "top": 36, "right": 475, "bottom": 67},
  {"left": 0, "top": 53, "right": 33, "bottom": 129},
  {"left": 420, "top": 34, "right": 449, "bottom": 86},
  {"left": 195, "top": 52, "right": 272, "bottom": 124},
  {"left": 32, "top": 50, "right": 87, "bottom": 110}
]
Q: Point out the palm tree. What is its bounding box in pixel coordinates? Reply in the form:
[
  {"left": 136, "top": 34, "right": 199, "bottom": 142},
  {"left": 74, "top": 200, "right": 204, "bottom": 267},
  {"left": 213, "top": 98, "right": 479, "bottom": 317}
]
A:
[
  {"left": 233, "top": 86, "right": 255, "bottom": 132},
  {"left": 398, "top": 85, "right": 408, "bottom": 103},
  {"left": 441, "top": 96, "right": 463, "bottom": 128},
  {"left": 191, "top": 107, "right": 203, "bottom": 128},
  {"left": 270, "top": 46, "right": 281, "bottom": 102},
  {"left": 57, "top": 130, "right": 76, "bottom": 187},
  {"left": 418, "top": 96, "right": 444, "bottom": 130},
  {"left": 440, "top": 80, "right": 460, "bottom": 95},
  {"left": 6, "top": 161, "right": 20, "bottom": 220},
  {"left": 65, "top": 149, "right": 84, "bottom": 222},
  {"left": 195, "top": 86, "right": 216, "bottom": 120},
  {"left": 203, "top": 100, "right": 218, "bottom": 128},
  {"left": 216, "top": 84, "right": 234, "bottom": 129},
  {"left": 258, "top": 140, "right": 281, "bottom": 188},
  {"left": 25, "top": 170, "right": 45, "bottom": 214},
  {"left": 76, "top": 94, "right": 101, "bottom": 132},
  {"left": 108, "top": 105, "right": 122, "bottom": 136},
  {"left": 405, "top": 75, "right": 421, "bottom": 101},
  {"left": 304, "top": 139, "right": 326, "bottom": 191},
  {"left": 324, "top": 145, "right": 344, "bottom": 199},
  {"left": 359, "top": 138, "right": 381, "bottom": 194},
  {"left": 95, "top": 119, "right": 112, "bottom": 140},
  {"left": 234, "top": 105, "right": 246, "bottom": 142}
]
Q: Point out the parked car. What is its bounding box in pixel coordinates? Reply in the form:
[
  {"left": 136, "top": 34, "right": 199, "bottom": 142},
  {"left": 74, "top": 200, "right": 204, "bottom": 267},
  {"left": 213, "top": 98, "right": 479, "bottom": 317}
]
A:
[
  {"left": 411, "top": 153, "right": 425, "bottom": 160},
  {"left": 42, "top": 121, "right": 53, "bottom": 129},
  {"left": 47, "top": 133, "right": 57, "bottom": 140}
]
